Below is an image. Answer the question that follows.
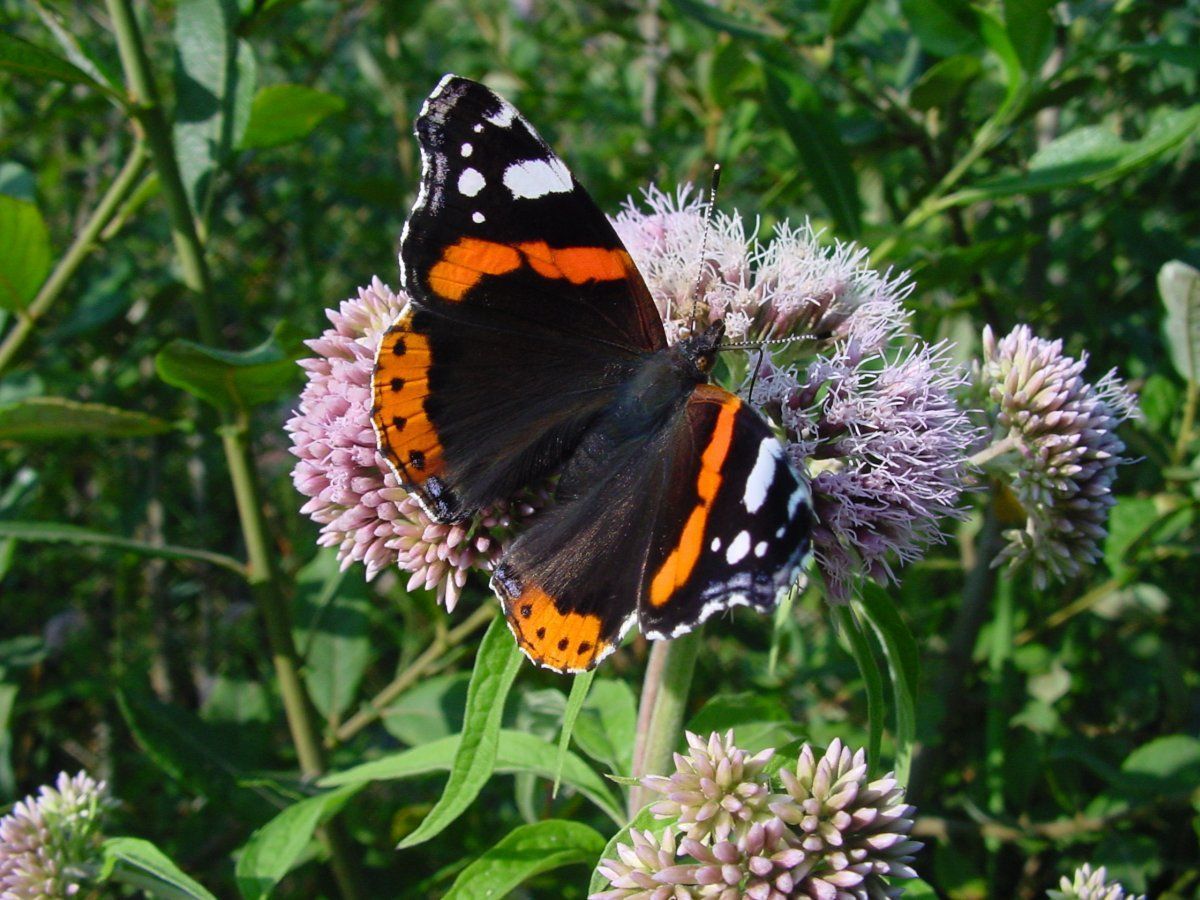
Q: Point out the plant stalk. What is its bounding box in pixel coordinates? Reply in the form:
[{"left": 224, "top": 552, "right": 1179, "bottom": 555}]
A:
[
  {"left": 0, "top": 141, "right": 148, "bottom": 374},
  {"left": 104, "top": 1, "right": 359, "bottom": 895},
  {"left": 627, "top": 630, "right": 702, "bottom": 818}
]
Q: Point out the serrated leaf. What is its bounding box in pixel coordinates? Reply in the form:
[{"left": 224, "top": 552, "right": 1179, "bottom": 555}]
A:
[
  {"left": 0, "top": 195, "right": 50, "bottom": 311},
  {"left": 155, "top": 323, "right": 305, "bottom": 412},
  {"left": 240, "top": 84, "right": 346, "bottom": 149},
  {"left": 910, "top": 55, "right": 983, "bottom": 110},
  {"left": 319, "top": 729, "right": 624, "bottom": 825},
  {"left": 763, "top": 64, "right": 861, "bottom": 237},
  {"left": 0, "top": 397, "right": 174, "bottom": 440},
  {"left": 857, "top": 584, "right": 921, "bottom": 784},
  {"left": 173, "top": 0, "right": 256, "bottom": 219},
  {"left": 396, "top": 616, "right": 524, "bottom": 848},
  {"left": 234, "top": 785, "right": 361, "bottom": 900},
  {"left": 444, "top": 820, "right": 606, "bottom": 899},
  {"left": 0, "top": 32, "right": 116, "bottom": 98},
  {"left": 101, "top": 837, "right": 217, "bottom": 900},
  {"left": 1159, "top": 260, "right": 1200, "bottom": 383}
]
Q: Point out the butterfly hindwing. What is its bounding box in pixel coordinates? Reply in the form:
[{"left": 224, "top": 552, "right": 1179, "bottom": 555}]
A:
[{"left": 638, "top": 384, "right": 814, "bottom": 641}]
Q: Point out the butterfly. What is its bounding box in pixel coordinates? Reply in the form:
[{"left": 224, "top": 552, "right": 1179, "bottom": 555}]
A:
[{"left": 372, "top": 75, "right": 813, "bottom": 673}]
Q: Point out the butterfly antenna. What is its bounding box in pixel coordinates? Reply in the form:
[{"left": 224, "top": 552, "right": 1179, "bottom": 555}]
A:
[
  {"left": 748, "top": 343, "right": 766, "bottom": 404},
  {"left": 687, "top": 163, "right": 722, "bottom": 337}
]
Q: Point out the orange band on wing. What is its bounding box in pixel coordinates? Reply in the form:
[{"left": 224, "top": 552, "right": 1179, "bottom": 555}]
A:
[
  {"left": 425, "top": 238, "right": 633, "bottom": 302},
  {"left": 647, "top": 390, "right": 741, "bottom": 607},
  {"left": 428, "top": 238, "right": 521, "bottom": 301},
  {"left": 372, "top": 312, "right": 446, "bottom": 481},
  {"left": 505, "top": 584, "right": 608, "bottom": 672}
]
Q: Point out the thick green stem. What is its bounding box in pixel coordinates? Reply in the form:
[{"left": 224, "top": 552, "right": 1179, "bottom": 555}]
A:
[
  {"left": 627, "top": 630, "right": 703, "bottom": 818},
  {"left": 104, "top": 1, "right": 358, "bottom": 894},
  {"left": 0, "top": 141, "right": 148, "bottom": 374}
]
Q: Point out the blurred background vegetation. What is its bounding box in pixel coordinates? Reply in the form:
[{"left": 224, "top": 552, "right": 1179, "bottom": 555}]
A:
[{"left": 1, "top": 0, "right": 1198, "bottom": 897}]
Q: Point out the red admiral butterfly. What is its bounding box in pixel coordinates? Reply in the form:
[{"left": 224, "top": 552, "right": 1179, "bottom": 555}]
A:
[{"left": 373, "top": 75, "right": 813, "bottom": 672}]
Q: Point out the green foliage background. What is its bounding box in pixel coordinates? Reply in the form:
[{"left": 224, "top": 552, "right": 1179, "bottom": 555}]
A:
[{"left": 1, "top": 0, "right": 1198, "bottom": 897}]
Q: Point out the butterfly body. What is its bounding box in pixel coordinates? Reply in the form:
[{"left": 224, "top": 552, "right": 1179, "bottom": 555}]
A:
[{"left": 373, "top": 75, "right": 813, "bottom": 672}]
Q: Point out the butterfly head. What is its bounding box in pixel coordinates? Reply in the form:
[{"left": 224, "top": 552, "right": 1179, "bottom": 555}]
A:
[{"left": 676, "top": 320, "right": 726, "bottom": 379}]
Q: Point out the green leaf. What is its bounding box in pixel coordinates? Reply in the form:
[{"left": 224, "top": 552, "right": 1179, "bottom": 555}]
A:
[
  {"left": 1103, "top": 497, "right": 1159, "bottom": 581},
  {"left": 0, "top": 161, "right": 36, "bottom": 201},
  {"left": 667, "top": 0, "right": 779, "bottom": 40},
  {"left": 31, "top": 1, "right": 122, "bottom": 92},
  {"left": 0, "top": 682, "right": 16, "bottom": 798},
  {"left": 235, "top": 786, "right": 361, "bottom": 900},
  {"left": 396, "top": 616, "right": 524, "bottom": 848},
  {"left": 587, "top": 805, "right": 667, "bottom": 895},
  {"left": 0, "top": 397, "right": 175, "bottom": 440},
  {"left": 294, "top": 551, "right": 372, "bottom": 721},
  {"left": 381, "top": 672, "right": 471, "bottom": 746},
  {"left": 966, "top": 106, "right": 1200, "bottom": 200},
  {"left": 900, "top": 0, "right": 982, "bottom": 57},
  {"left": 1003, "top": 0, "right": 1053, "bottom": 75},
  {"left": 444, "top": 820, "right": 606, "bottom": 899},
  {"left": 0, "top": 521, "right": 245, "bottom": 575},
  {"left": 240, "top": 84, "right": 346, "bottom": 150},
  {"left": 319, "top": 730, "right": 624, "bottom": 825},
  {"left": 0, "top": 195, "right": 50, "bottom": 311},
  {"left": 1120, "top": 735, "right": 1200, "bottom": 798},
  {"left": 574, "top": 677, "right": 638, "bottom": 777},
  {"left": 555, "top": 670, "right": 594, "bottom": 796},
  {"left": 1119, "top": 43, "right": 1200, "bottom": 71},
  {"left": 835, "top": 604, "right": 885, "bottom": 774},
  {"left": 829, "top": 0, "right": 870, "bottom": 37},
  {"left": 1159, "top": 260, "right": 1200, "bottom": 384},
  {"left": 0, "top": 32, "right": 115, "bottom": 97},
  {"left": 155, "top": 323, "right": 305, "bottom": 412},
  {"left": 763, "top": 64, "right": 861, "bottom": 238},
  {"left": 857, "top": 584, "right": 921, "bottom": 784},
  {"left": 910, "top": 55, "right": 982, "bottom": 111},
  {"left": 101, "top": 837, "right": 217, "bottom": 900},
  {"left": 173, "top": 0, "right": 257, "bottom": 219}
]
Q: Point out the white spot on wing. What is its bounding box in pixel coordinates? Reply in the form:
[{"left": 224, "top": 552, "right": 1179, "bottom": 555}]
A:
[
  {"left": 472, "top": 211, "right": 485, "bottom": 223},
  {"left": 473, "top": 123, "right": 484, "bottom": 133},
  {"left": 457, "top": 168, "right": 485, "bottom": 197},
  {"left": 502, "top": 158, "right": 572, "bottom": 199},
  {"left": 787, "top": 483, "right": 810, "bottom": 518},
  {"left": 743, "top": 439, "right": 779, "bottom": 512},
  {"left": 710, "top": 537, "right": 721, "bottom": 552},
  {"left": 460, "top": 143, "right": 473, "bottom": 157},
  {"left": 486, "top": 104, "right": 517, "bottom": 127},
  {"left": 755, "top": 541, "right": 768, "bottom": 558},
  {"left": 726, "top": 531, "right": 751, "bottom": 565}
]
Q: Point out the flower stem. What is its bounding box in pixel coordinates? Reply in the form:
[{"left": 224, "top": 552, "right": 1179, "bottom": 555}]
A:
[
  {"left": 628, "top": 630, "right": 702, "bottom": 818},
  {"left": 0, "top": 140, "right": 147, "bottom": 374},
  {"left": 103, "top": 2, "right": 358, "bottom": 895},
  {"left": 967, "top": 434, "right": 1019, "bottom": 469},
  {"left": 333, "top": 602, "right": 496, "bottom": 745}
]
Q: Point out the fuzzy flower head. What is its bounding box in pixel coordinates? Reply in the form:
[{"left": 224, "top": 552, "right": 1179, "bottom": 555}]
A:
[
  {"left": 642, "top": 730, "right": 777, "bottom": 844},
  {"left": 615, "top": 184, "right": 978, "bottom": 601},
  {"left": 592, "top": 733, "right": 921, "bottom": 900},
  {"left": 0, "top": 771, "right": 114, "bottom": 899},
  {"left": 1047, "top": 864, "right": 1145, "bottom": 900},
  {"left": 979, "top": 325, "right": 1138, "bottom": 587},
  {"left": 286, "top": 278, "right": 537, "bottom": 610}
]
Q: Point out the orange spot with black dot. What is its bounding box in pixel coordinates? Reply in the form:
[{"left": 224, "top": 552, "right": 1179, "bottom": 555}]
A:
[
  {"left": 372, "top": 310, "right": 446, "bottom": 487},
  {"left": 648, "top": 387, "right": 741, "bottom": 607},
  {"left": 503, "top": 584, "right": 609, "bottom": 672}
]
